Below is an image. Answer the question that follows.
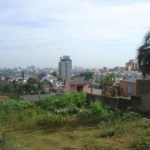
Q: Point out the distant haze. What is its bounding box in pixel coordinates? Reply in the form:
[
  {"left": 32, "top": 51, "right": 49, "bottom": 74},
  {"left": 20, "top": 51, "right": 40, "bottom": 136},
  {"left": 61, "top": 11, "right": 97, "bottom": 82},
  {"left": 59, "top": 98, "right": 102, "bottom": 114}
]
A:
[{"left": 0, "top": 0, "right": 150, "bottom": 68}]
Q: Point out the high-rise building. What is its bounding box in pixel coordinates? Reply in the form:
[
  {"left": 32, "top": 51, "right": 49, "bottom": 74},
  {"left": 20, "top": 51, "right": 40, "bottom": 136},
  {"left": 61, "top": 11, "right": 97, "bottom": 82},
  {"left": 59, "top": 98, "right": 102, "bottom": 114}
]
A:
[{"left": 58, "top": 56, "right": 72, "bottom": 79}]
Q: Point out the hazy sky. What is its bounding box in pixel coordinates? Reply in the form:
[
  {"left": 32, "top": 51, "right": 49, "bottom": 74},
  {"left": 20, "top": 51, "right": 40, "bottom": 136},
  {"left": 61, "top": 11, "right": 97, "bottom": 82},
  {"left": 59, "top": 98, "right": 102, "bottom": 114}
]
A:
[{"left": 0, "top": 0, "right": 150, "bottom": 68}]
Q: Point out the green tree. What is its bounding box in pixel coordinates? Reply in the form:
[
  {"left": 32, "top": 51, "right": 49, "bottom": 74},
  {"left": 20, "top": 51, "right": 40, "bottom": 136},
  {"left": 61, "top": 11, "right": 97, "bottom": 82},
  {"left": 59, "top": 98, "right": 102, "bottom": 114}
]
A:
[
  {"left": 3, "top": 82, "right": 14, "bottom": 93},
  {"left": 0, "top": 83, "right": 3, "bottom": 91},
  {"left": 79, "top": 72, "right": 93, "bottom": 81},
  {"left": 99, "top": 74, "right": 115, "bottom": 89},
  {"left": 57, "top": 75, "right": 63, "bottom": 81},
  {"left": 27, "top": 77, "right": 38, "bottom": 84},
  {"left": 51, "top": 71, "right": 57, "bottom": 77},
  {"left": 137, "top": 31, "right": 150, "bottom": 78}
]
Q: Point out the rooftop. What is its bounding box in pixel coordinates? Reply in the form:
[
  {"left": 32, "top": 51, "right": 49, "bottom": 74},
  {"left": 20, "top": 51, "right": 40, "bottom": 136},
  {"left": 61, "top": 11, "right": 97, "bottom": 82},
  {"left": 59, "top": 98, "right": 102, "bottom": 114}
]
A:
[{"left": 68, "top": 78, "right": 88, "bottom": 85}]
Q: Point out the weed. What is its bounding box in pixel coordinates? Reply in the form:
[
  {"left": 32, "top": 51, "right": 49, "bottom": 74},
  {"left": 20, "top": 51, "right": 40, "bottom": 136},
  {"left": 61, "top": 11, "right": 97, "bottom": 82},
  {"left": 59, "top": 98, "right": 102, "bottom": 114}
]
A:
[
  {"left": 0, "top": 132, "right": 14, "bottom": 150},
  {"left": 130, "top": 136, "right": 150, "bottom": 150}
]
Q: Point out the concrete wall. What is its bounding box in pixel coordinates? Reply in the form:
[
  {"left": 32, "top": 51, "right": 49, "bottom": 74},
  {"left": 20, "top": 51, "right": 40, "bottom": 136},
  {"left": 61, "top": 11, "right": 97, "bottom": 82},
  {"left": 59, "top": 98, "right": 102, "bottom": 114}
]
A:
[
  {"left": 86, "top": 93, "right": 130, "bottom": 110},
  {"left": 136, "top": 80, "right": 150, "bottom": 112},
  {"left": 86, "top": 93, "right": 142, "bottom": 112}
]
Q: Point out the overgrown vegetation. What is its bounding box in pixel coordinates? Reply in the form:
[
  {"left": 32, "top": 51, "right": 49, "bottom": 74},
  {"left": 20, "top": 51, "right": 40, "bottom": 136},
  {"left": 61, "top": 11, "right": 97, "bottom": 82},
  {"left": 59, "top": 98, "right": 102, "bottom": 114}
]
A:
[{"left": 0, "top": 92, "right": 149, "bottom": 149}]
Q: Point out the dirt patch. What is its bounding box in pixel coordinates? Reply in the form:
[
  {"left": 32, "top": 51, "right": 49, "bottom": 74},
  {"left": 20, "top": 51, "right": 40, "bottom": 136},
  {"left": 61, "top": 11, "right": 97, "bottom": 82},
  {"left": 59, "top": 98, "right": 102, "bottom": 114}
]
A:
[
  {"left": 63, "top": 147, "right": 77, "bottom": 150},
  {"left": 0, "top": 96, "right": 9, "bottom": 101}
]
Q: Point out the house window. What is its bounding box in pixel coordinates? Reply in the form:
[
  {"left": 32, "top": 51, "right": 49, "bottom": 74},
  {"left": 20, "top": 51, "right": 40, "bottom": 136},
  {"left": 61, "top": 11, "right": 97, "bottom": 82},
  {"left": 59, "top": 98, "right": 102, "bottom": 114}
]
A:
[{"left": 126, "top": 86, "right": 132, "bottom": 94}]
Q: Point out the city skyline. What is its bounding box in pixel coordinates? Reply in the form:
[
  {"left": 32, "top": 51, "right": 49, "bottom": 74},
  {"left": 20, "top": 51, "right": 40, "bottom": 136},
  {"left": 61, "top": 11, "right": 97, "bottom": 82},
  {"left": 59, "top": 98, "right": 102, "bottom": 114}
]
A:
[{"left": 1, "top": 1, "right": 150, "bottom": 68}]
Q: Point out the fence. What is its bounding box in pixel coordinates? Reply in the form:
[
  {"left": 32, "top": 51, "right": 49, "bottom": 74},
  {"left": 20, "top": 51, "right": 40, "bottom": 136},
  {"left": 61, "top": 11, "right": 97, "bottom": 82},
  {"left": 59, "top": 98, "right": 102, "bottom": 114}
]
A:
[{"left": 86, "top": 93, "right": 143, "bottom": 112}]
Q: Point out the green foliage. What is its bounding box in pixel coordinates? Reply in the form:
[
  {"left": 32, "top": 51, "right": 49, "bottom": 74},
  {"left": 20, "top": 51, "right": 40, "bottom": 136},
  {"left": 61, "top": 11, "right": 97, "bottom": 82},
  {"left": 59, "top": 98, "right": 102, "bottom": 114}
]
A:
[
  {"left": 105, "top": 92, "right": 111, "bottom": 97},
  {"left": 0, "top": 92, "right": 147, "bottom": 150},
  {"left": 98, "top": 127, "right": 115, "bottom": 138},
  {"left": 78, "top": 72, "right": 93, "bottom": 81},
  {"left": 121, "top": 108, "right": 140, "bottom": 121},
  {"left": 35, "top": 112, "right": 69, "bottom": 128},
  {"left": 78, "top": 101, "right": 114, "bottom": 123},
  {"left": 130, "top": 136, "right": 150, "bottom": 150},
  {"left": 51, "top": 71, "right": 57, "bottom": 77},
  {"left": 99, "top": 74, "right": 115, "bottom": 88},
  {"left": 27, "top": 77, "right": 38, "bottom": 84},
  {"left": 90, "top": 101, "right": 104, "bottom": 114},
  {"left": 137, "top": 30, "right": 150, "bottom": 78},
  {"left": 57, "top": 75, "right": 63, "bottom": 81},
  {"left": 36, "top": 92, "right": 86, "bottom": 114},
  {"left": 0, "top": 100, "right": 32, "bottom": 111}
]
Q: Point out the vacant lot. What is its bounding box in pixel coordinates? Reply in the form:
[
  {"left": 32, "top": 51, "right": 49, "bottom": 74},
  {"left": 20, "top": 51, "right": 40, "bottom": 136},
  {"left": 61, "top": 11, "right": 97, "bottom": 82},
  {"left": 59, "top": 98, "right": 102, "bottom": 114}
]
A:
[{"left": 0, "top": 93, "right": 150, "bottom": 150}]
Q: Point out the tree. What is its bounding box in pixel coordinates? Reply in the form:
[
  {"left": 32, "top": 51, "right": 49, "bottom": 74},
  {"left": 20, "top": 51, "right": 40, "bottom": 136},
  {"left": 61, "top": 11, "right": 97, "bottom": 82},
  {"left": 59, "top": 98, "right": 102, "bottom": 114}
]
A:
[
  {"left": 57, "top": 75, "right": 63, "bottom": 81},
  {"left": 137, "top": 31, "right": 150, "bottom": 78},
  {"left": 79, "top": 72, "right": 93, "bottom": 81},
  {"left": 51, "top": 71, "right": 57, "bottom": 77},
  {"left": 27, "top": 77, "right": 38, "bottom": 84},
  {"left": 99, "top": 74, "right": 115, "bottom": 89}
]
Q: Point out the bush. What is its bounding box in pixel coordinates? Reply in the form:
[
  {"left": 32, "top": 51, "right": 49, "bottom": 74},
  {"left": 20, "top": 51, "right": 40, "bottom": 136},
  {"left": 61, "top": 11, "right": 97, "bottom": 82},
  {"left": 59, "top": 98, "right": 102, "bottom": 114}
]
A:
[
  {"left": 130, "top": 136, "right": 150, "bottom": 150},
  {"left": 90, "top": 101, "right": 104, "bottom": 114},
  {"left": 36, "top": 92, "right": 86, "bottom": 114},
  {"left": 0, "top": 100, "right": 32, "bottom": 111},
  {"left": 105, "top": 92, "right": 111, "bottom": 97},
  {"left": 98, "top": 128, "right": 115, "bottom": 138}
]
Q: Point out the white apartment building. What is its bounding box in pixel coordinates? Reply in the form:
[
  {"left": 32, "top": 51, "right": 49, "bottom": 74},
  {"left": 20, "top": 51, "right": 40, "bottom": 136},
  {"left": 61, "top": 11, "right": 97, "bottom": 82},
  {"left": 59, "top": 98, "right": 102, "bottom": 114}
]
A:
[{"left": 58, "top": 56, "right": 72, "bottom": 79}]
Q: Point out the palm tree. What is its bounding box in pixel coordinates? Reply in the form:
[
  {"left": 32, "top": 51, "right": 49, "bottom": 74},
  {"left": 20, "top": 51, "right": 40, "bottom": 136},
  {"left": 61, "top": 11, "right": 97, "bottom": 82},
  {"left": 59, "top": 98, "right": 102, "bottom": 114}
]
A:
[{"left": 137, "top": 31, "right": 150, "bottom": 78}]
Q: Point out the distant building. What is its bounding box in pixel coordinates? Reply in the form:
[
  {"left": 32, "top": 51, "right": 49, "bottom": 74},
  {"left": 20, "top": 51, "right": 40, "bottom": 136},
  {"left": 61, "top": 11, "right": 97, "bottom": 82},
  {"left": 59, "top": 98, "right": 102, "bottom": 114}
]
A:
[
  {"left": 58, "top": 56, "right": 72, "bottom": 79},
  {"left": 126, "top": 59, "right": 138, "bottom": 71},
  {"left": 37, "top": 72, "right": 48, "bottom": 81},
  {"left": 65, "top": 78, "right": 88, "bottom": 92},
  {"left": 103, "top": 67, "right": 109, "bottom": 73}
]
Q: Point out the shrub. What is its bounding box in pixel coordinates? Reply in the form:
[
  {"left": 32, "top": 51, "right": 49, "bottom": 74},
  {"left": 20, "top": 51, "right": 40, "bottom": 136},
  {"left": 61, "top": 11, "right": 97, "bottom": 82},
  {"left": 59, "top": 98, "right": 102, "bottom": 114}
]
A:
[
  {"left": 105, "top": 92, "right": 111, "bottom": 97},
  {"left": 36, "top": 92, "right": 86, "bottom": 114},
  {"left": 130, "top": 136, "right": 150, "bottom": 150},
  {"left": 98, "top": 128, "right": 115, "bottom": 138},
  {"left": 0, "top": 100, "right": 32, "bottom": 111}
]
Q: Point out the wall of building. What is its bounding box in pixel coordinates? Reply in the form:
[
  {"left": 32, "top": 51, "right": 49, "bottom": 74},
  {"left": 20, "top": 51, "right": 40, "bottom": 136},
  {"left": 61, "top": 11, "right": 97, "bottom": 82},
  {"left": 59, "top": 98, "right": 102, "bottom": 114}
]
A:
[
  {"left": 65, "top": 81, "right": 77, "bottom": 92},
  {"left": 65, "top": 81, "right": 89, "bottom": 92},
  {"left": 119, "top": 81, "right": 136, "bottom": 96},
  {"left": 136, "top": 80, "right": 150, "bottom": 112},
  {"left": 83, "top": 84, "right": 89, "bottom": 92}
]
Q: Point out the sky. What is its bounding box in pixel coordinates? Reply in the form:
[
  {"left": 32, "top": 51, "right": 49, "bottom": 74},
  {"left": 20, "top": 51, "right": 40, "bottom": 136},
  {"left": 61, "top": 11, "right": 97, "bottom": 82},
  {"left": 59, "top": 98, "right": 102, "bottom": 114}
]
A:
[{"left": 0, "top": 0, "right": 150, "bottom": 69}]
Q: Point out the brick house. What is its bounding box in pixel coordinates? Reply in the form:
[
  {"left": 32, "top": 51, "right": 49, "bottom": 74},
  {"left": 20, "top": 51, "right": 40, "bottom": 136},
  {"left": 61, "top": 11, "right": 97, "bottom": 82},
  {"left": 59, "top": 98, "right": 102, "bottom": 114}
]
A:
[
  {"left": 119, "top": 80, "right": 136, "bottom": 96},
  {"left": 65, "top": 78, "right": 88, "bottom": 92}
]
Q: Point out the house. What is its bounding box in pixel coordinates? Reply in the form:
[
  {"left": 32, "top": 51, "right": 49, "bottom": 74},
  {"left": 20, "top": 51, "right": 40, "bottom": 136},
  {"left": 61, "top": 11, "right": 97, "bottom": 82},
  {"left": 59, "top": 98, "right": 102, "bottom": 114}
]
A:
[
  {"left": 37, "top": 72, "right": 49, "bottom": 81},
  {"left": 65, "top": 78, "right": 88, "bottom": 92},
  {"left": 119, "top": 79, "right": 137, "bottom": 96}
]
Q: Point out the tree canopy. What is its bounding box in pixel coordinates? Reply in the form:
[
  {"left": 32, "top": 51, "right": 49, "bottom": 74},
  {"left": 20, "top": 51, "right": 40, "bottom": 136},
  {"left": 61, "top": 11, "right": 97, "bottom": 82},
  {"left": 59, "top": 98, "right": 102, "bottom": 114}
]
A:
[
  {"left": 99, "top": 74, "right": 115, "bottom": 88},
  {"left": 137, "top": 31, "right": 150, "bottom": 78}
]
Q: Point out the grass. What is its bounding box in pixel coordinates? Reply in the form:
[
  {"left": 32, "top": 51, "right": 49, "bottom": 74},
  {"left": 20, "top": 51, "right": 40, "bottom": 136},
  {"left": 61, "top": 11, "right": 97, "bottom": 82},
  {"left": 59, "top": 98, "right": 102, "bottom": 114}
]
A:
[
  {"left": 0, "top": 109, "right": 150, "bottom": 150},
  {"left": 114, "top": 96, "right": 131, "bottom": 100},
  {"left": 0, "top": 92, "right": 150, "bottom": 150}
]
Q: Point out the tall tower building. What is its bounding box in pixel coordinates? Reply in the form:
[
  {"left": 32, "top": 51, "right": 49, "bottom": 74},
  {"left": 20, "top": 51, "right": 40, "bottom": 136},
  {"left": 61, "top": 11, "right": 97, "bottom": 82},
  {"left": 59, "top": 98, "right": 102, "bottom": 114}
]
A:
[{"left": 58, "top": 56, "right": 72, "bottom": 79}]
